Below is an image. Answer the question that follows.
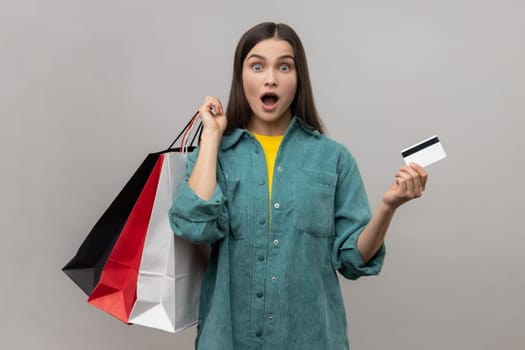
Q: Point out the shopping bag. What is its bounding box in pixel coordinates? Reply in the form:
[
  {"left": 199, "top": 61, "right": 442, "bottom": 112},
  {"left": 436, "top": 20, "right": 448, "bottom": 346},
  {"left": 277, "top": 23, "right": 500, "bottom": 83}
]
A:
[
  {"left": 128, "top": 151, "right": 209, "bottom": 333},
  {"left": 86, "top": 114, "right": 204, "bottom": 324},
  {"left": 61, "top": 114, "right": 200, "bottom": 295},
  {"left": 62, "top": 154, "right": 160, "bottom": 295},
  {"left": 63, "top": 113, "right": 206, "bottom": 329}
]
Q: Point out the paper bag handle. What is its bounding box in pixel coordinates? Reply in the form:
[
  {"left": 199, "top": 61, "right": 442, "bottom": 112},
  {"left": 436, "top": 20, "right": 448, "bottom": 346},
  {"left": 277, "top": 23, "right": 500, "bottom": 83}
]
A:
[{"left": 167, "top": 112, "right": 203, "bottom": 151}]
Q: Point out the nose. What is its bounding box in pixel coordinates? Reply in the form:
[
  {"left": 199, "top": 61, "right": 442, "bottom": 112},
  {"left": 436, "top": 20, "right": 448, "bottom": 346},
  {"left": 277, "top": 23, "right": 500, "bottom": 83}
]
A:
[{"left": 264, "top": 69, "right": 278, "bottom": 87}]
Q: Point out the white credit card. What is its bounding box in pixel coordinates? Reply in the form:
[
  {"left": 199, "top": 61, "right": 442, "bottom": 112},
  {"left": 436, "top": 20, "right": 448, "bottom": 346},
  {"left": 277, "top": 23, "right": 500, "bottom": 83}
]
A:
[{"left": 401, "top": 135, "right": 447, "bottom": 167}]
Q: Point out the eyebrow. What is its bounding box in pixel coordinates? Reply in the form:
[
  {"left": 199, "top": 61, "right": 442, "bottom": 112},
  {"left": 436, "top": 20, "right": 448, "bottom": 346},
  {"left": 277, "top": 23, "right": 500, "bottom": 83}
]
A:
[{"left": 246, "top": 54, "right": 295, "bottom": 61}]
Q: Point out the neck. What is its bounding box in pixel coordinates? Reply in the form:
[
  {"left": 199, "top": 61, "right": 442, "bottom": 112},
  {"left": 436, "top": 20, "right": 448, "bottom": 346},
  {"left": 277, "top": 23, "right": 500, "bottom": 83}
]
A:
[{"left": 247, "top": 113, "right": 292, "bottom": 136}]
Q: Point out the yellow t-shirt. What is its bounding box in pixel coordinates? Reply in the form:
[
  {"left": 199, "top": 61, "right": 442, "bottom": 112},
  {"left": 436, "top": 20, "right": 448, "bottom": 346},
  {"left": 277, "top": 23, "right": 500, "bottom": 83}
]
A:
[{"left": 252, "top": 132, "right": 283, "bottom": 202}]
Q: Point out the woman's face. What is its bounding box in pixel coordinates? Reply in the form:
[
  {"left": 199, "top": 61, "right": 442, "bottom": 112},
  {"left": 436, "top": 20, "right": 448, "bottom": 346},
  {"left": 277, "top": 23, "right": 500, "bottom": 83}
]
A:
[{"left": 242, "top": 38, "right": 297, "bottom": 135}]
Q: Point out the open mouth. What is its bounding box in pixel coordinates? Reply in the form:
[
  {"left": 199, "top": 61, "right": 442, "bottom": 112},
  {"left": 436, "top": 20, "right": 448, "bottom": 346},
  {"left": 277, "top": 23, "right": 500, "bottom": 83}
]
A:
[{"left": 261, "top": 93, "right": 279, "bottom": 106}]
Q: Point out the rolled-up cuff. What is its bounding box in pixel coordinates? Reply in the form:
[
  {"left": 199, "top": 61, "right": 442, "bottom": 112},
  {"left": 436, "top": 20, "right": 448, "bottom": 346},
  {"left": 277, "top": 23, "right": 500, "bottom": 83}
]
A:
[
  {"left": 171, "top": 181, "right": 224, "bottom": 222},
  {"left": 339, "top": 243, "right": 386, "bottom": 280},
  {"left": 335, "top": 227, "right": 386, "bottom": 280}
]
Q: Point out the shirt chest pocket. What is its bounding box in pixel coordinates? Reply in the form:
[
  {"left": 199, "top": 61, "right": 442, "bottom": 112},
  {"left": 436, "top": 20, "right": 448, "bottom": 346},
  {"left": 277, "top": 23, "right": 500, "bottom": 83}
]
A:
[{"left": 293, "top": 168, "right": 338, "bottom": 237}]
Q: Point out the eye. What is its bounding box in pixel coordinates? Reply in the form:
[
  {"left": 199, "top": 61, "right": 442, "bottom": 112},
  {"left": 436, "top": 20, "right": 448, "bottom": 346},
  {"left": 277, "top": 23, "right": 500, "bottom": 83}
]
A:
[
  {"left": 252, "top": 63, "right": 263, "bottom": 71},
  {"left": 279, "top": 63, "right": 291, "bottom": 72}
]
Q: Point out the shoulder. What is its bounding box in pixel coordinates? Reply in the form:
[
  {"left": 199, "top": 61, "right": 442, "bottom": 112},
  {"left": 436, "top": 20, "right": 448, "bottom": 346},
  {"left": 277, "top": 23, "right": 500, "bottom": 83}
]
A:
[
  {"left": 308, "top": 132, "right": 358, "bottom": 167},
  {"left": 290, "top": 129, "right": 358, "bottom": 177}
]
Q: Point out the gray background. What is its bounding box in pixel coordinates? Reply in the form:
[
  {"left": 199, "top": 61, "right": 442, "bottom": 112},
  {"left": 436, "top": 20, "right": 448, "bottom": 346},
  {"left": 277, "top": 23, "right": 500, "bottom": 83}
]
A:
[{"left": 1, "top": 0, "right": 524, "bottom": 349}]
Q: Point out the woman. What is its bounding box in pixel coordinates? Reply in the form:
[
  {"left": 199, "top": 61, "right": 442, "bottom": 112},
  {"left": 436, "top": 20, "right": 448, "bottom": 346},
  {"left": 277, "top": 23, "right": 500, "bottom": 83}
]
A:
[{"left": 170, "top": 22, "right": 427, "bottom": 350}]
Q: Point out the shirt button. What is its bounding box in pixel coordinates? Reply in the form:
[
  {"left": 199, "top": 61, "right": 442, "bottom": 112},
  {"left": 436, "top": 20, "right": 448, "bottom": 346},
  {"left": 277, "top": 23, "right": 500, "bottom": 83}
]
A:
[
  {"left": 271, "top": 276, "right": 277, "bottom": 282},
  {"left": 258, "top": 255, "right": 265, "bottom": 262},
  {"left": 274, "top": 203, "right": 280, "bottom": 209},
  {"left": 277, "top": 166, "right": 283, "bottom": 172},
  {"left": 273, "top": 239, "right": 279, "bottom": 246},
  {"left": 268, "top": 314, "right": 273, "bottom": 321},
  {"left": 256, "top": 292, "right": 263, "bottom": 298},
  {"left": 259, "top": 218, "right": 266, "bottom": 225},
  {"left": 256, "top": 330, "right": 263, "bottom": 337},
  {"left": 255, "top": 148, "right": 260, "bottom": 154},
  {"left": 258, "top": 179, "right": 265, "bottom": 186}
]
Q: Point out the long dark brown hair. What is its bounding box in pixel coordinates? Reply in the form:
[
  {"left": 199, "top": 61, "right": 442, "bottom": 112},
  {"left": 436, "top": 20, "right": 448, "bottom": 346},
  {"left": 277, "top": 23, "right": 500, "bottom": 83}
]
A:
[{"left": 225, "top": 22, "right": 325, "bottom": 134}]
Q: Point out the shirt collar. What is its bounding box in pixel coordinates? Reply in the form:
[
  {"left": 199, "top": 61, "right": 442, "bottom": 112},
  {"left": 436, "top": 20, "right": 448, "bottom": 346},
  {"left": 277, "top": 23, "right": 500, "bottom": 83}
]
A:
[{"left": 220, "top": 116, "right": 320, "bottom": 151}]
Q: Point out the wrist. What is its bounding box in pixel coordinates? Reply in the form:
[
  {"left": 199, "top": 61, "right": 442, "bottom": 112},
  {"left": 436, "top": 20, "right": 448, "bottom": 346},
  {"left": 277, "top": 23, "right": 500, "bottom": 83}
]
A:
[
  {"left": 200, "top": 128, "right": 222, "bottom": 146},
  {"left": 378, "top": 199, "right": 398, "bottom": 215}
]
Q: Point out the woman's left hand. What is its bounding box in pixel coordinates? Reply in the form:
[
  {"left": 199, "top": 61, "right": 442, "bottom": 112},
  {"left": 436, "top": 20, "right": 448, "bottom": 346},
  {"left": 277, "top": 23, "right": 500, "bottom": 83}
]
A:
[{"left": 382, "top": 163, "right": 428, "bottom": 210}]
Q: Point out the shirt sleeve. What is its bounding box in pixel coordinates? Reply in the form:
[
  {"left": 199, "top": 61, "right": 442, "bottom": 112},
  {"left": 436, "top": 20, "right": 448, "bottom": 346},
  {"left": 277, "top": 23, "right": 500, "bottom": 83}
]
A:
[
  {"left": 168, "top": 148, "right": 229, "bottom": 244},
  {"left": 331, "top": 145, "right": 386, "bottom": 280}
]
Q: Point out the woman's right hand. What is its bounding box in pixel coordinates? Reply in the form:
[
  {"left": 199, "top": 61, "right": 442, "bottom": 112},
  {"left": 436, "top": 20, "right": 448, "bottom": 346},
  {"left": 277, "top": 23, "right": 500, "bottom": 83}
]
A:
[
  {"left": 187, "top": 97, "right": 227, "bottom": 201},
  {"left": 198, "top": 96, "right": 228, "bottom": 136}
]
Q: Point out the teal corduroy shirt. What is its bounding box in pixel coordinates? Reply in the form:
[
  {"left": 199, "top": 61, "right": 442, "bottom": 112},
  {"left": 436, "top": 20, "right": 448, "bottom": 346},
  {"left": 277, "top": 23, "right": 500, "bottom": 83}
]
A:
[{"left": 169, "top": 117, "right": 385, "bottom": 350}]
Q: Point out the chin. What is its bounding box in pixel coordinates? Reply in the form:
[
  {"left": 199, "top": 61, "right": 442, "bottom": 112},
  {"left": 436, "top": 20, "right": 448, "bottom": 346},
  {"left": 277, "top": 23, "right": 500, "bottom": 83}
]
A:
[
  {"left": 256, "top": 116, "right": 283, "bottom": 126},
  {"left": 258, "top": 110, "right": 289, "bottom": 122}
]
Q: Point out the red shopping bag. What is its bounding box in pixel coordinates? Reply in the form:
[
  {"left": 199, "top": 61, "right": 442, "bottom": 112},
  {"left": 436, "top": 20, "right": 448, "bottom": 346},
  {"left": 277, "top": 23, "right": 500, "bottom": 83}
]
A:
[{"left": 87, "top": 155, "right": 163, "bottom": 322}]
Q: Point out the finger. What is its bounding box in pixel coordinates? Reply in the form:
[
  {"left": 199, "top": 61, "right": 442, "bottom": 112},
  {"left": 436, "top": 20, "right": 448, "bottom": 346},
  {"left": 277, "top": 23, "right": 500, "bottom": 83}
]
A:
[
  {"left": 409, "top": 162, "right": 428, "bottom": 190},
  {"left": 215, "top": 98, "right": 224, "bottom": 115},
  {"left": 206, "top": 96, "right": 223, "bottom": 112},
  {"left": 395, "top": 174, "right": 408, "bottom": 194},
  {"left": 205, "top": 96, "right": 216, "bottom": 113},
  {"left": 396, "top": 170, "right": 418, "bottom": 197},
  {"left": 201, "top": 97, "right": 220, "bottom": 118},
  {"left": 210, "top": 98, "right": 219, "bottom": 115},
  {"left": 406, "top": 165, "right": 427, "bottom": 192},
  {"left": 400, "top": 165, "right": 423, "bottom": 194}
]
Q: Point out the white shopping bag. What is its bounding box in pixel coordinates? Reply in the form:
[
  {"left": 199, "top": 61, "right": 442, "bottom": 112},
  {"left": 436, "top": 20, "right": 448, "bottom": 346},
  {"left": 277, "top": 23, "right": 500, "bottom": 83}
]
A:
[{"left": 128, "top": 151, "right": 209, "bottom": 333}]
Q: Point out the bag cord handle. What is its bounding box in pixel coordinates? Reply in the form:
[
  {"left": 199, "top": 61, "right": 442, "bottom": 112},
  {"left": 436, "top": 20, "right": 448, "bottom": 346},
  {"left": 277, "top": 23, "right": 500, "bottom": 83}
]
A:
[{"left": 167, "top": 112, "right": 203, "bottom": 150}]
